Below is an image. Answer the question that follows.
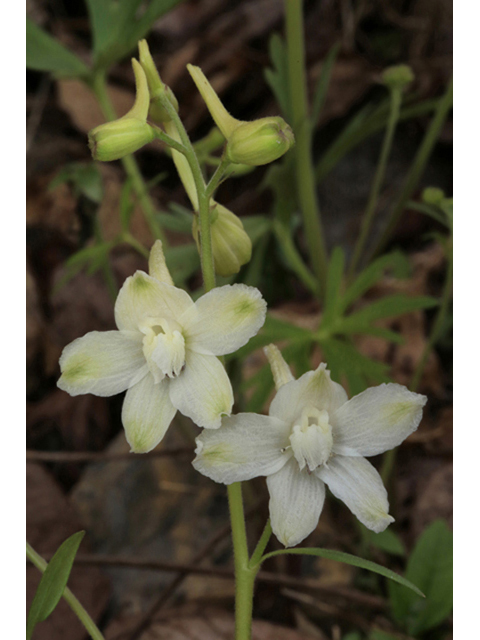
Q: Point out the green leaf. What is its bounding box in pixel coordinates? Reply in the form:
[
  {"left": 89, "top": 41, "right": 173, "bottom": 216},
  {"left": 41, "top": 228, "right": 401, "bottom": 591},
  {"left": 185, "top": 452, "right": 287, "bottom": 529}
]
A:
[
  {"left": 242, "top": 215, "right": 272, "bottom": 245},
  {"left": 389, "top": 520, "right": 453, "bottom": 635},
  {"left": 369, "top": 631, "right": 399, "bottom": 640},
  {"left": 341, "top": 252, "right": 407, "bottom": 313},
  {"left": 164, "top": 243, "right": 200, "bottom": 285},
  {"left": 311, "top": 42, "right": 340, "bottom": 127},
  {"left": 84, "top": 0, "right": 115, "bottom": 57},
  {"left": 322, "top": 247, "right": 345, "bottom": 326},
  {"left": 264, "top": 33, "right": 291, "bottom": 119},
  {"left": 338, "top": 295, "right": 437, "bottom": 333},
  {"left": 367, "top": 527, "right": 405, "bottom": 556},
  {"left": 259, "top": 547, "right": 424, "bottom": 598},
  {"left": 53, "top": 243, "right": 114, "bottom": 292},
  {"left": 26, "top": 531, "right": 85, "bottom": 640},
  {"left": 119, "top": 179, "right": 135, "bottom": 232},
  {"left": 26, "top": 18, "right": 89, "bottom": 77},
  {"left": 320, "top": 338, "right": 390, "bottom": 389},
  {"left": 162, "top": 204, "right": 195, "bottom": 234},
  {"left": 49, "top": 163, "right": 103, "bottom": 204},
  {"left": 316, "top": 97, "right": 439, "bottom": 183}
]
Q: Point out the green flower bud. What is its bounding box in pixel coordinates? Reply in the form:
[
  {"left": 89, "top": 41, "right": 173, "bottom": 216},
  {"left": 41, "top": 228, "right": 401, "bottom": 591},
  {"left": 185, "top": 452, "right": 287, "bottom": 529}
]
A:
[
  {"left": 381, "top": 64, "right": 415, "bottom": 91},
  {"left": 193, "top": 204, "right": 252, "bottom": 276},
  {"left": 226, "top": 117, "right": 294, "bottom": 166},
  {"left": 88, "top": 59, "right": 155, "bottom": 161},
  {"left": 187, "top": 64, "right": 295, "bottom": 166},
  {"left": 422, "top": 187, "right": 445, "bottom": 206},
  {"left": 138, "top": 39, "right": 179, "bottom": 124}
]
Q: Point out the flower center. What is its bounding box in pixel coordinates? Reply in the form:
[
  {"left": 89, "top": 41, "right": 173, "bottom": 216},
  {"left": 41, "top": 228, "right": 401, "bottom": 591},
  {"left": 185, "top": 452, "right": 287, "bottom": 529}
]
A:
[
  {"left": 289, "top": 407, "right": 333, "bottom": 473},
  {"left": 140, "top": 317, "right": 186, "bottom": 383}
]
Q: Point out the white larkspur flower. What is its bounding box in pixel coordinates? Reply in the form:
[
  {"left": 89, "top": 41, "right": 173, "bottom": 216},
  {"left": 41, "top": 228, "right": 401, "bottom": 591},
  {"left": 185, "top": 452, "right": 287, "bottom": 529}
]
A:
[
  {"left": 193, "top": 348, "right": 427, "bottom": 547},
  {"left": 58, "top": 241, "right": 266, "bottom": 453}
]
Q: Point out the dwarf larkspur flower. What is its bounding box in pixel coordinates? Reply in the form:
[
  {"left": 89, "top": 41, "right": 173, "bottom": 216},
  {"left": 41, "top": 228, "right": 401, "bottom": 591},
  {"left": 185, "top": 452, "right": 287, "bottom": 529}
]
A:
[
  {"left": 193, "top": 345, "right": 426, "bottom": 547},
  {"left": 58, "top": 241, "right": 266, "bottom": 453}
]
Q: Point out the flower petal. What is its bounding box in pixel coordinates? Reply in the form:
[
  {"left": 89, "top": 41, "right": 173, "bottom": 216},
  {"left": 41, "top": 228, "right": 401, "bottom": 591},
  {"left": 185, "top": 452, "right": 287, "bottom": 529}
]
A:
[
  {"left": 168, "top": 350, "right": 233, "bottom": 428},
  {"left": 193, "top": 413, "right": 291, "bottom": 483},
  {"left": 317, "top": 455, "right": 394, "bottom": 533},
  {"left": 331, "top": 383, "right": 427, "bottom": 457},
  {"left": 122, "top": 374, "right": 177, "bottom": 453},
  {"left": 181, "top": 284, "right": 266, "bottom": 356},
  {"left": 58, "top": 330, "right": 147, "bottom": 397},
  {"left": 115, "top": 271, "right": 194, "bottom": 331},
  {"left": 267, "top": 458, "right": 326, "bottom": 548},
  {"left": 269, "top": 363, "right": 348, "bottom": 426}
]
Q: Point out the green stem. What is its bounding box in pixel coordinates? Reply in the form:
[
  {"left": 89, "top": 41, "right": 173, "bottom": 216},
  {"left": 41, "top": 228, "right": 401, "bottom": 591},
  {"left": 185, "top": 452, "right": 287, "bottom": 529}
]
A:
[
  {"left": 150, "top": 125, "right": 189, "bottom": 155},
  {"left": 285, "top": 0, "right": 328, "bottom": 292},
  {"left": 350, "top": 87, "right": 402, "bottom": 276},
  {"left": 273, "top": 220, "right": 321, "bottom": 297},
  {"left": 249, "top": 520, "right": 272, "bottom": 569},
  {"left": 371, "top": 77, "right": 453, "bottom": 258},
  {"left": 159, "top": 99, "right": 216, "bottom": 291},
  {"left": 206, "top": 154, "right": 231, "bottom": 199},
  {"left": 123, "top": 232, "right": 150, "bottom": 259},
  {"left": 228, "top": 484, "right": 257, "bottom": 640},
  {"left": 26, "top": 543, "right": 105, "bottom": 640},
  {"left": 91, "top": 71, "right": 166, "bottom": 244}
]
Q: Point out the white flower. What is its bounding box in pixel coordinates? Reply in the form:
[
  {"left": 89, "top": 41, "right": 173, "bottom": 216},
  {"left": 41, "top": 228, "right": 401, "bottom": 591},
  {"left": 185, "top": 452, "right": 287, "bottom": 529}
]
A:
[
  {"left": 58, "top": 241, "right": 266, "bottom": 453},
  {"left": 193, "top": 346, "right": 426, "bottom": 547}
]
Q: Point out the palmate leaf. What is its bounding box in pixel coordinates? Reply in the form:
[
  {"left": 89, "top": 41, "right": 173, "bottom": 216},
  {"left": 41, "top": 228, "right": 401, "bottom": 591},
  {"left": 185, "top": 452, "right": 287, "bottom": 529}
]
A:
[
  {"left": 27, "top": 532, "right": 85, "bottom": 640},
  {"left": 338, "top": 294, "right": 437, "bottom": 334},
  {"left": 258, "top": 547, "right": 424, "bottom": 598},
  {"left": 26, "top": 18, "right": 89, "bottom": 77}
]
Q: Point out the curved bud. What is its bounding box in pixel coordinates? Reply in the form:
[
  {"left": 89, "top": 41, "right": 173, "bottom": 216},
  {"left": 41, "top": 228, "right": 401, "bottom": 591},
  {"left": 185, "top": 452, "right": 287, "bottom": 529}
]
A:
[
  {"left": 381, "top": 64, "right": 415, "bottom": 91},
  {"left": 88, "top": 59, "right": 154, "bottom": 161},
  {"left": 226, "top": 117, "right": 294, "bottom": 166},
  {"left": 187, "top": 64, "right": 240, "bottom": 138},
  {"left": 192, "top": 203, "right": 252, "bottom": 276},
  {"left": 138, "top": 39, "right": 179, "bottom": 124},
  {"left": 264, "top": 344, "right": 294, "bottom": 390},
  {"left": 148, "top": 240, "right": 174, "bottom": 285}
]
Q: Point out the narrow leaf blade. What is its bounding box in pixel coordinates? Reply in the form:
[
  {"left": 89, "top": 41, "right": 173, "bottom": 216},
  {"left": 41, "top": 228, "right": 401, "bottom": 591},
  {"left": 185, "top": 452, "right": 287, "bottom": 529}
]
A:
[
  {"left": 27, "top": 531, "right": 85, "bottom": 639},
  {"left": 26, "top": 18, "right": 89, "bottom": 77},
  {"left": 260, "top": 547, "right": 424, "bottom": 598}
]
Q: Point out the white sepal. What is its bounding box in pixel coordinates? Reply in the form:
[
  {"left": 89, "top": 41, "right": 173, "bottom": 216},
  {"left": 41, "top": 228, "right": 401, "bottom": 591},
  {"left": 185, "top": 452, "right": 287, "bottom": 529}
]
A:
[
  {"left": 317, "top": 455, "right": 394, "bottom": 533},
  {"left": 331, "top": 383, "right": 427, "bottom": 457},
  {"left": 114, "top": 271, "right": 194, "bottom": 331},
  {"left": 58, "top": 330, "right": 147, "bottom": 397},
  {"left": 182, "top": 284, "right": 266, "bottom": 356},
  {"left": 267, "top": 458, "right": 326, "bottom": 548},
  {"left": 193, "top": 413, "right": 291, "bottom": 484},
  {"left": 269, "top": 363, "right": 348, "bottom": 426},
  {"left": 122, "top": 374, "right": 177, "bottom": 453},
  {"left": 168, "top": 350, "right": 233, "bottom": 428}
]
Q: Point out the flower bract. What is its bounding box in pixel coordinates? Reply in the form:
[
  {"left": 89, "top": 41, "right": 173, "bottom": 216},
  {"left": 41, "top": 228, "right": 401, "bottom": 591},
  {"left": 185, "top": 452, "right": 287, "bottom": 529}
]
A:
[
  {"left": 193, "top": 353, "right": 426, "bottom": 547},
  {"left": 58, "top": 241, "right": 266, "bottom": 453}
]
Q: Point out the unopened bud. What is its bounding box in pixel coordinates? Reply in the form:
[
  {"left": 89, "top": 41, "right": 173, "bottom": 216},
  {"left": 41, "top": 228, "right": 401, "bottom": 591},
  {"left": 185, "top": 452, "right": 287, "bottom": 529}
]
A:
[
  {"left": 148, "top": 240, "right": 174, "bottom": 285},
  {"left": 422, "top": 187, "right": 445, "bottom": 206},
  {"left": 88, "top": 59, "right": 154, "bottom": 161},
  {"left": 381, "top": 64, "right": 415, "bottom": 91},
  {"left": 226, "top": 117, "right": 294, "bottom": 166},
  {"left": 138, "top": 39, "right": 179, "bottom": 124},
  {"left": 264, "top": 344, "right": 294, "bottom": 390},
  {"left": 193, "top": 204, "right": 252, "bottom": 276},
  {"left": 187, "top": 64, "right": 294, "bottom": 166}
]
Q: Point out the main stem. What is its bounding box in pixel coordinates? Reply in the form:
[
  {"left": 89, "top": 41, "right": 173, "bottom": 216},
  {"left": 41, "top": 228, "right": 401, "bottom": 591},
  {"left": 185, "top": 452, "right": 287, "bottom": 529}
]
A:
[
  {"left": 228, "top": 484, "right": 256, "bottom": 640},
  {"left": 26, "top": 542, "right": 105, "bottom": 640},
  {"left": 157, "top": 94, "right": 254, "bottom": 637},
  {"left": 285, "top": 0, "right": 328, "bottom": 293},
  {"left": 349, "top": 87, "right": 402, "bottom": 276},
  {"left": 91, "top": 71, "right": 166, "bottom": 244}
]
